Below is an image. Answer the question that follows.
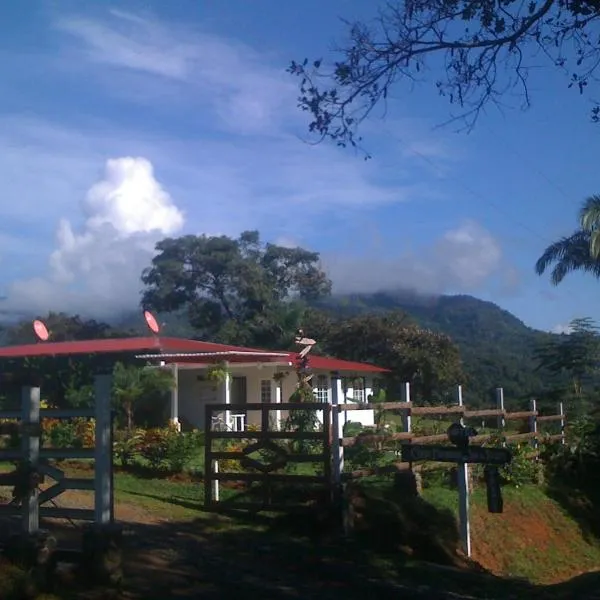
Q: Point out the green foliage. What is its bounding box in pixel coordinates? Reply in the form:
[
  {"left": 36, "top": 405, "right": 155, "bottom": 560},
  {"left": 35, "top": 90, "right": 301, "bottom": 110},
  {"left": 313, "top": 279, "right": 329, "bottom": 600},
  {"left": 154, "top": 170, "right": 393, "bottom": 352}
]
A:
[
  {"left": 137, "top": 427, "right": 203, "bottom": 473},
  {"left": 534, "top": 317, "right": 600, "bottom": 398},
  {"left": 316, "top": 291, "right": 557, "bottom": 406},
  {"left": 499, "top": 444, "right": 544, "bottom": 487},
  {"left": 112, "top": 363, "right": 174, "bottom": 431},
  {"left": 140, "top": 230, "right": 331, "bottom": 348},
  {"left": 45, "top": 420, "right": 81, "bottom": 449},
  {"left": 113, "top": 429, "right": 144, "bottom": 468},
  {"left": 314, "top": 311, "right": 465, "bottom": 402},
  {"left": 536, "top": 196, "right": 600, "bottom": 285}
]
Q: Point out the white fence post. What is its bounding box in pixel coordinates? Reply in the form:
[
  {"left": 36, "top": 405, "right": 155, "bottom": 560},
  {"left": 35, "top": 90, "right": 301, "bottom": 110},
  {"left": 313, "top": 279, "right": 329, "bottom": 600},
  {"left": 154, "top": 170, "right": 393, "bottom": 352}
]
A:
[
  {"left": 529, "top": 398, "right": 538, "bottom": 451},
  {"left": 22, "top": 386, "right": 40, "bottom": 535},
  {"left": 400, "top": 382, "right": 412, "bottom": 435},
  {"left": 456, "top": 384, "right": 471, "bottom": 558},
  {"left": 331, "top": 371, "right": 344, "bottom": 491},
  {"left": 495, "top": 387, "right": 506, "bottom": 445},
  {"left": 212, "top": 460, "right": 220, "bottom": 502},
  {"left": 559, "top": 401, "right": 566, "bottom": 445},
  {"left": 94, "top": 374, "right": 112, "bottom": 525}
]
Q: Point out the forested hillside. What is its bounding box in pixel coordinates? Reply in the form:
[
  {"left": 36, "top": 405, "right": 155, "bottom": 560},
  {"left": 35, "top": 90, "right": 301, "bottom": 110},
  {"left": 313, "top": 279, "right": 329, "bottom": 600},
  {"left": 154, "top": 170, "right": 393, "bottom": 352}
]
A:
[{"left": 316, "top": 291, "right": 554, "bottom": 406}]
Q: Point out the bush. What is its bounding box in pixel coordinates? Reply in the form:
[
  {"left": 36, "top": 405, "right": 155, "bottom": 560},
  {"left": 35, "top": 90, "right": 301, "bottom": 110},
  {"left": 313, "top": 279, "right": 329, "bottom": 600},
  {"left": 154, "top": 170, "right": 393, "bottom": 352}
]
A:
[
  {"left": 113, "top": 429, "right": 144, "bottom": 468},
  {"left": 500, "top": 443, "right": 544, "bottom": 487},
  {"left": 138, "top": 426, "right": 203, "bottom": 473},
  {"left": 164, "top": 428, "right": 204, "bottom": 472},
  {"left": 139, "top": 428, "right": 170, "bottom": 470}
]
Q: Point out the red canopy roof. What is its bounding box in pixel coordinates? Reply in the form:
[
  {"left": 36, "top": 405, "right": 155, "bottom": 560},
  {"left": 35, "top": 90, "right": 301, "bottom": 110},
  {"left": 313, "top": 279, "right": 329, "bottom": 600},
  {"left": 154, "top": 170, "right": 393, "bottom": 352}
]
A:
[{"left": 0, "top": 336, "right": 388, "bottom": 373}]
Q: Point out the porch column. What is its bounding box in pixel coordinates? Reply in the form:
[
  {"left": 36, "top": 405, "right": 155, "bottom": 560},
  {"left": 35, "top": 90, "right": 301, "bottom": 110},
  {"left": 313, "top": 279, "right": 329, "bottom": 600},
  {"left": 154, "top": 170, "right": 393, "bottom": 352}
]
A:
[
  {"left": 273, "top": 378, "right": 282, "bottom": 431},
  {"left": 222, "top": 362, "right": 231, "bottom": 429},
  {"left": 169, "top": 364, "right": 180, "bottom": 431}
]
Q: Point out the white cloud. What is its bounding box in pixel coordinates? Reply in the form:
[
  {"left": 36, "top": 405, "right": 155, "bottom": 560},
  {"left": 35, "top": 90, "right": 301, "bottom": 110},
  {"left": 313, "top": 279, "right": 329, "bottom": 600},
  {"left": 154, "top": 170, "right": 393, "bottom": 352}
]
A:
[
  {"left": 326, "top": 220, "right": 505, "bottom": 295},
  {"left": 551, "top": 323, "right": 573, "bottom": 334},
  {"left": 4, "top": 157, "right": 184, "bottom": 318},
  {"left": 0, "top": 9, "right": 473, "bottom": 318},
  {"left": 53, "top": 10, "right": 298, "bottom": 136}
]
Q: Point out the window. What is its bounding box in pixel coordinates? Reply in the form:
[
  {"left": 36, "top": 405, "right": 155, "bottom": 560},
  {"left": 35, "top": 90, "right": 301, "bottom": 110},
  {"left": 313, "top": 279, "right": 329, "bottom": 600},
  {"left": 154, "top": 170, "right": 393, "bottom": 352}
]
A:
[
  {"left": 314, "top": 375, "right": 329, "bottom": 402},
  {"left": 352, "top": 378, "right": 366, "bottom": 403},
  {"left": 260, "top": 379, "right": 272, "bottom": 403}
]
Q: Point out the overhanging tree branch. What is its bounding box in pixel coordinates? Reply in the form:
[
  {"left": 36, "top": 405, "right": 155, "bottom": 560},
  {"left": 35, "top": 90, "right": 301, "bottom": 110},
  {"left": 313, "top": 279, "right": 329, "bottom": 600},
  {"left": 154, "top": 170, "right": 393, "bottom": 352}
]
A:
[{"left": 288, "top": 0, "right": 600, "bottom": 155}]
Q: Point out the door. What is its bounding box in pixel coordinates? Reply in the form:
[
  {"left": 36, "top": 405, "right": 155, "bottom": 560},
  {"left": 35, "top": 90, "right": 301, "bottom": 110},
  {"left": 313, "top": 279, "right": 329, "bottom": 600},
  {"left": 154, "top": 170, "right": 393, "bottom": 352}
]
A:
[{"left": 230, "top": 376, "right": 247, "bottom": 431}]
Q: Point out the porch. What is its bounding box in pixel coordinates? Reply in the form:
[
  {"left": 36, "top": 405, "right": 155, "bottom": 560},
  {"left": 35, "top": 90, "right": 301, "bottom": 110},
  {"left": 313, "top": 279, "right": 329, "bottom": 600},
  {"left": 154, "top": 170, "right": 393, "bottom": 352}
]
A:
[{"left": 167, "top": 363, "right": 381, "bottom": 432}]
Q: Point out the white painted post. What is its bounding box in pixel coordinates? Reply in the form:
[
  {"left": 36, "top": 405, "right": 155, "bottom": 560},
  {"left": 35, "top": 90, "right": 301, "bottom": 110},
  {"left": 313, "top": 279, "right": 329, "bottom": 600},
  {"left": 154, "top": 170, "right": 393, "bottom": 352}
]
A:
[
  {"left": 456, "top": 384, "right": 471, "bottom": 558},
  {"left": 274, "top": 378, "right": 282, "bottom": 431},
  {"left": 559, "top": 401, "right": 566, "bottom": 445},
  {"left": 530, "top": 398, "right": 538, "bottom": 451},
  {"left": 223, "top": 363, "right": 231, "bottom": 430},
  {"left": 495, "top": 387, "right": 506, "bottom": 445},
  {"left": 212, "top": 460, "right": 220, "bottom": 502},
  {"left": 170, "top": 363, "right": 180, "bottom": 431},
  {"left": 330, "top": 372, "right": 344, "bottom": 489},
  {"left": 400, "top": 382, "right": 412, "bottom": 434},
  {"left": 22, "top": 386, "right": 40, "bottom": 534},
  {"left": 94, "top": 374, "right": 112, "bottom": 525}
]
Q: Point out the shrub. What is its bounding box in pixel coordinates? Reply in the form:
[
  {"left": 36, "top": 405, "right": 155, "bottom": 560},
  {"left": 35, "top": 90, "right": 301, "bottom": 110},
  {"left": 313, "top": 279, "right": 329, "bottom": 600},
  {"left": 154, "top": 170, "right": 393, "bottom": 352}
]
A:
[
  {"left": 138, "top": 426, "right": 204, "bottom": 472},
  {"left": 139, "top": 428, "right": 170, "bottom": 470},
  {"left": 46, "top": 421, "right": 80, "bottom": 449},
  {"left": 113, "top": 429, "right": 144, "bottom": 468},
  {"left": 164, "top": 428, "right": 203, "bottom": 472},
  {"left": 500, "top": 443, "right": 544, "bottom": 487}
]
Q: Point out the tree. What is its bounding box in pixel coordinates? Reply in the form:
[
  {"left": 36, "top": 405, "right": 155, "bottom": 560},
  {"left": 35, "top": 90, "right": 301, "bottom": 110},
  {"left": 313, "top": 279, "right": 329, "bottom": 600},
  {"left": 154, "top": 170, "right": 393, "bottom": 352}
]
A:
[
  {"left": 141, "top": 231, "right": 332, "bottom": 348},
  {"left": 536, "top": 196, "right": 600, "bottom": 284},
  {"left": 112, "top": 362, "right": 174, "bottom": 431},
  {"left": 317, "top": 312, "right": 465, "bottom": 401},
  {"left": 288, "top": 1, "right": 600, "bottom": 154},
  {"left": 5, "top": 312, "right": 112, "bottom": 345},
  {"left": 534, "top": 317, "right": 600, "bottom": 415}
]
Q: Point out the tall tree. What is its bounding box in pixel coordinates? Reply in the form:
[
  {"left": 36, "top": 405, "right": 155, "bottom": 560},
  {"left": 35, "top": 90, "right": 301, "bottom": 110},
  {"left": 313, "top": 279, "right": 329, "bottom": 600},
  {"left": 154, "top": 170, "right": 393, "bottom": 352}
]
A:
[
  {"left": 141, "top": 231, "right": 332, "bottom": 347},
  {"left": 316, "top": 312, "right": 465, "bottom": 401},
  {"left": 534, "top": 317, "right": 600, "bottom": 417},
  {"left": 112, "top": 363, "right": 175, "bottom": 431},
  {"left": 536, "top": 196, "right": 600, "bottom": 284},
  {"left": 288, "top": 1, "right": 600, "bottom": 153}
]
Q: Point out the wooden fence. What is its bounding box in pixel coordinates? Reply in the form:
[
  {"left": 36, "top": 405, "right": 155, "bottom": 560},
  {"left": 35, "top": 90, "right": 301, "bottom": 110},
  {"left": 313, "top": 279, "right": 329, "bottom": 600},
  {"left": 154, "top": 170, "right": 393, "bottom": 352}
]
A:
[
  {"left": 335, "top": 383, "right": 566, "bottom": 479},
  {"left": 204, "top": 401, "right": 332, "bottom": 512}
]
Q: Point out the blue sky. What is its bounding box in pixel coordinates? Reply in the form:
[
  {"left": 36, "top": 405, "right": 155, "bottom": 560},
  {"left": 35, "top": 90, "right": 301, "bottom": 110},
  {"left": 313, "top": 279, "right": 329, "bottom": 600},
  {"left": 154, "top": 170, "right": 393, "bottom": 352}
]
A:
[{"left": 0, "top": 0, "right": 598, "bottom": 332}]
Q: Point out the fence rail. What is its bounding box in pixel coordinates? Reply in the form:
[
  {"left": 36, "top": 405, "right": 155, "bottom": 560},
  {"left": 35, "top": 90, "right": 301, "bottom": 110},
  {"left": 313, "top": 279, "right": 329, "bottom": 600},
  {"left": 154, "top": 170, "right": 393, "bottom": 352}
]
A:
[{"left": 338, "top": 384, "right": 566, "bottom": 479}]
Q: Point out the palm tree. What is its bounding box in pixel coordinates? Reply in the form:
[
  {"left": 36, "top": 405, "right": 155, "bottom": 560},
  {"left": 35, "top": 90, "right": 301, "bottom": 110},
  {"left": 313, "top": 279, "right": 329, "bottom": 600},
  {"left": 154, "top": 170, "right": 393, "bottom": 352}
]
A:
[{"left": 535, "top": 195, "right": 600, "bottom": 285}]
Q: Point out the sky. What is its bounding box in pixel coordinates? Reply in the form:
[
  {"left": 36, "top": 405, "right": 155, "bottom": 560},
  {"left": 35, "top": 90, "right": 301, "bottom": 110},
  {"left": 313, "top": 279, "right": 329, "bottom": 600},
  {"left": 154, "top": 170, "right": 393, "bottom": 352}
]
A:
[{"left": 0, "top": 0, "right": 599, "bottom": 333}]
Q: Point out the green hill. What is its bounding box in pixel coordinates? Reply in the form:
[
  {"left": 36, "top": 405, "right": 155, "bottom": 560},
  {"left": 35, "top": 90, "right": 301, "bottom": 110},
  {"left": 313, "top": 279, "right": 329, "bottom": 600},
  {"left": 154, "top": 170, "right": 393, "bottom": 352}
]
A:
[{"left": 316, "top": 291, "right": 555, "bottom": 407}]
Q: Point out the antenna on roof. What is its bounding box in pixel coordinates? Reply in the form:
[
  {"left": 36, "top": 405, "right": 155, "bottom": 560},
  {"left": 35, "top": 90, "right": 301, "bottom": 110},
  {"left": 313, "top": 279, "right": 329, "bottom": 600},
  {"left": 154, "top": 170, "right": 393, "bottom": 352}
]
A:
[
  {"left": 32, "top": 319, "right": 50, "bottom": 342},
  {"left": 143, "top": 310, "right": 161, "bottom": 336}
]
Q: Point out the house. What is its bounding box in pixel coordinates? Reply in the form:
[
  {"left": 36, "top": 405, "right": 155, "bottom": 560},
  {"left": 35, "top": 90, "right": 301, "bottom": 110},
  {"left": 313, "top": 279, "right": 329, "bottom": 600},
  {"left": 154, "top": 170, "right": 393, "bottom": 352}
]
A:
[{"left": 0, "top": 336, "right": 389, "bottom": 431}]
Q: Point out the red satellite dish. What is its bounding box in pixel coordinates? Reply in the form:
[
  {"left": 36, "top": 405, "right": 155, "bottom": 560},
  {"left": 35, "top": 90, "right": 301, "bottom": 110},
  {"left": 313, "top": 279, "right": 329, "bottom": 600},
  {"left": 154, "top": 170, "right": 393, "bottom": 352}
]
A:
[
  {"left": 33, "top": 319, "right": 50, "bottom": 342},
  {"left": 143, "top": 310, "right": 160, "bottom": 335}
]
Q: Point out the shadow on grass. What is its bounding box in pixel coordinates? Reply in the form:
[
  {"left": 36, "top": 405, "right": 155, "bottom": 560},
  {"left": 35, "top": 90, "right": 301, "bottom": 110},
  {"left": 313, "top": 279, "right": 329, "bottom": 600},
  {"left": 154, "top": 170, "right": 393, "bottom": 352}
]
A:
[
  {"left": 544, "top": 467, "right": 600, "bottom": 545},
  {"left": 4, "top": 477, "right": 600, "bottom": 599}
]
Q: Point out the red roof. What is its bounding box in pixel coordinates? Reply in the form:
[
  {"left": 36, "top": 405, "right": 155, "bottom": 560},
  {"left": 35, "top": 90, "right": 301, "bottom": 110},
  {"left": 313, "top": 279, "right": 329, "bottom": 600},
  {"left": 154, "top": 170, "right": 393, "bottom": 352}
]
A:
[{"left": 0, "top": 336, "right": 388, "bottom": 373}]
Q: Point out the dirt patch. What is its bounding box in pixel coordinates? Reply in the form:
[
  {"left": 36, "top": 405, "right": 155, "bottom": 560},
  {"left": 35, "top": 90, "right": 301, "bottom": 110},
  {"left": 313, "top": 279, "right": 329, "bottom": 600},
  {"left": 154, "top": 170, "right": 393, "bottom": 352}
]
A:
[{"left": 469, "top": 490, "right": 600, "bottom": 584}]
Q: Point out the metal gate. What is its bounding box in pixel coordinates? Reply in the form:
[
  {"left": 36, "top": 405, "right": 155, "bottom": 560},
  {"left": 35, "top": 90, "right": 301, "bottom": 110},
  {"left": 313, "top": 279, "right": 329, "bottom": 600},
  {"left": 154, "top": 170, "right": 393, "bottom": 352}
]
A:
[{"left": 204, "top": 401, "right": 332, "bottom": 512}]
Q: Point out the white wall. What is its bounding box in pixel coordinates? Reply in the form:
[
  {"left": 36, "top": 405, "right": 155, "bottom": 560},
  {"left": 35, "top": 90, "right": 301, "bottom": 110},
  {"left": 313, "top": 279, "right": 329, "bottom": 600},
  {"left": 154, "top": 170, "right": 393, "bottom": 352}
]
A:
[{"left": 178, "top": 368, "right": 218, "bottom": 429}]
